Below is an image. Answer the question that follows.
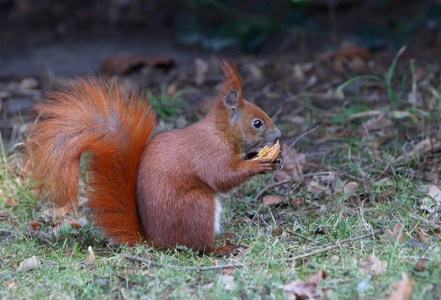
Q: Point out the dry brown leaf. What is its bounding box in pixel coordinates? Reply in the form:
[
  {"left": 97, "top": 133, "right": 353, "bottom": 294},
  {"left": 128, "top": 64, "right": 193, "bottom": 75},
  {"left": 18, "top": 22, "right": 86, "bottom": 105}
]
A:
[
  {"left": 343, "top": 182, "right": 359, "bottom": 195},
  {"left": 385, "top": 229, "right": 394, "bottom": 238},
  {"left": 409, "top": 138, "right": 441, "bottom": 157},
  {"left": 388, "top": 272, "right": 413, "bottom": 300},
  {"left": 7, "top": 198, "right": 16, "bottom": 206},
  {"left": 362, "top": 114, "right": 393, "bottom": 131},
  {"left": 263, "top": 195, "right": 284, "bottom": 206},
  {"left": 423, "top": 172, "right": 439, "bottom": 182},
  {"left": 45, "top": 205, "right": 70, "bottom": 216},
  {"left": 87, "top": 246, "right": 95, "bottom": 263},
  {"left": 275, "top": 143, "right": 306, "bottom": 181},
  {"left": 272, "top": 226, "right": 284, "bottom": 237},
  {"left": 420, "top": 185, "right": 441, "bottom": 215},
  {"left": 416, "top": 228, "right": 427, "bottom": 241},
  {"left": 222, "top": 268, "right": 235, "bottom": 275},
  {"left": 306, "top": 181, "right": 328, "bottom": 193},
  {"left": 27, "top": 220, "right": 42, "bottom": 229},
  {"left": 392, "top": 224, "right": 405, "bottom": 244},
  {"left": 414, "top": 258, "right": 426, "bottom": 272},
  {"left": 17, "top": 256, "right": 41, "bottom": 272},
  {"left": 360, "top": 254, "right": 387, "bottom": 275},
  {"left": 283, "top": 270, "right": 330, "bottom": 300},
  {"left": 101, "top": 55, "right": 175, "bottom": 75},
  {"left": 64, "top": 219, "right": 81, "bottom": 228}
]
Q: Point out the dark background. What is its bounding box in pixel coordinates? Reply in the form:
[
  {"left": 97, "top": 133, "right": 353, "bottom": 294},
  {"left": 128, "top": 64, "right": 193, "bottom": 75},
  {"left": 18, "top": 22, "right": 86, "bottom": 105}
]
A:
[
  {"left": 1, "top": 0, "right": 440, "bottom": 76},
  {"left": 1, "top": 0, "right": 441, "bottom": 142}
]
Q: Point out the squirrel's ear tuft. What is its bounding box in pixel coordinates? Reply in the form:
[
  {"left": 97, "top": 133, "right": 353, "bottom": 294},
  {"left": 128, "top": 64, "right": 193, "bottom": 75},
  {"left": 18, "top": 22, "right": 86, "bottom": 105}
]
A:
[{"left": 220, "top": 60, "right": 243, "bottom": 103}]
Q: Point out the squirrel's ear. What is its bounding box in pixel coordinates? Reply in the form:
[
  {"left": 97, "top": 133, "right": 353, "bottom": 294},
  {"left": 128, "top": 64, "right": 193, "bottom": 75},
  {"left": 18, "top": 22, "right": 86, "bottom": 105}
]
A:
[
  {"left": 220, "top": 59, "right": 243, "bottom": 104},
  {"left": 223, "top": 89, "right": 240, "bottom": 123}
]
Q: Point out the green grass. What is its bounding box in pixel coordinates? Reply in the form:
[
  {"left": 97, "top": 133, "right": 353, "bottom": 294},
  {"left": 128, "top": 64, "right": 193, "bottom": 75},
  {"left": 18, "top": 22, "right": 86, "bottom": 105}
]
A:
[{"left": 2, "top": 56, "right": 441, "bottom": 299}]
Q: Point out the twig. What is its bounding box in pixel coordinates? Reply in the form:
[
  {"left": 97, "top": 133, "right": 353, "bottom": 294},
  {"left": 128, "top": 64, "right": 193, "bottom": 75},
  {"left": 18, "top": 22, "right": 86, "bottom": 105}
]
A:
[
  {"left": 286, "top": 231, "right": 314, "bottom": 242},
  {"left": 307, "top": 162, "right": 366, "bottom": 183},
  {"left": 235, "top": 199, "right": 260, "bottom": 207},
  {"left": 286, "top": 125, "right": 319, "bottom": 154},
  {"left": 409, "top": 212, "right": 441, "bottom": 229},
  {"left": 35, "top": 234, "right": 60, "bottom": 250},
  {"left": 304, "top": 230, "right": 382, "bottom": 252},
  {"left": 255, "top": 179, "right": 291, "bottom": 200}
]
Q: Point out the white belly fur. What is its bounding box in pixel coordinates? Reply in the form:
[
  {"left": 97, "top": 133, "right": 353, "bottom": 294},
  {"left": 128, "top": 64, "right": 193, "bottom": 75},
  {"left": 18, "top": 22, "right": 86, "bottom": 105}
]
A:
[{"left": 214, "top": 195, "right": 223, "bottom": 234}]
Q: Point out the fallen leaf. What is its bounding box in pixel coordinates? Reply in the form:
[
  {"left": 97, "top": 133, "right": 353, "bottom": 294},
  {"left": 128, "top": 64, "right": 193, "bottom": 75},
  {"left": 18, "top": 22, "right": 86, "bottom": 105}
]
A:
[
  {"left": 409, "top": 138, "right": 441, "bottom": 157},
  {"left": 87, "top": 246, "right": 95, "bottom": 263},
  {"left": 101, "top": 55, "right": 175, "bottom": 75},
  {"left": 392, "top": 224, "right": 405, "bottom": 244},
  {"left": 416, "top": 227, "right": 427, "bottom": 241},
  {"left": 283, "top": 270, "right": 330, "bottom": 300},
  {"left": 362, "top": 114, "right": 394, "bottom": 131},
  {"left": 360, "top": 254, "right": 387, "bottom": 275},
  {"left": 343, "top": 182, "right": 359, "bottom": 195},
  {"left": 306, "top": 181, "right": 328, "bottom": 193},
  {"left": 221, "top": 274, "right": 236, "bottom": 290},
  {"left": 420, "top": 185, "right": 441, "bottom": 215},
  {"left": 275, "top": 143, "right": 306, "bottom": 181},
  {"left": 385, "top": 229, "right": 394, "bottom": 238},
  {"left": 290, "top": 197, "right": 301, "bottom": 205},
  {"left": 388, "top": 272, "right": 413, "bottom": 300},
  {"left": 28, "top": 220, "right": 42, "bottom": 229},
  {"left": 45, "top": 205, "right": 70, "bottom": 216},
  {"left": 414, "top": 258, "right": 426, "bottom": 272},
  {"left": 17, "top": 256, "right": 41, "bottom": 272},
  {"left": 272, "top": 226, "right": 284, "bottom": 237},
  {"left": 222, "top": 268, "right": 235, "bottom": 275},
  {"left": 7, "top": 198, "right": 16, "bottom": 206},
  {"left": 263, "top": 195, "right": 284, "bottom": 206},
  {"left": 423, "top": 171, "right": 439, "bottom": 182},
  {"left": 318, "top": 42, "right": 370, "bottom": 61},
  {"left": 64, "top": 219, "right": 81, "bottom": 228}
]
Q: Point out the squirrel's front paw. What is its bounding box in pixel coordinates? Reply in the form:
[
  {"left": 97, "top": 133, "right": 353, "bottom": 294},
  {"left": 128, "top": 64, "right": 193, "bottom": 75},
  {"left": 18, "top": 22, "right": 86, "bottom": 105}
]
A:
[{"left": 255, "top": 158, "right": 277, "bottom": 172}]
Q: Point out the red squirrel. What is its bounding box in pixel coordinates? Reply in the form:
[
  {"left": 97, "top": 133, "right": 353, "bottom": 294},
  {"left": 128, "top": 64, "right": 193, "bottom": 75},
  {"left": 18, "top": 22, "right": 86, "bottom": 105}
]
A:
[{"left": 27, "top": 61, "right": 281, "bottom": 254}]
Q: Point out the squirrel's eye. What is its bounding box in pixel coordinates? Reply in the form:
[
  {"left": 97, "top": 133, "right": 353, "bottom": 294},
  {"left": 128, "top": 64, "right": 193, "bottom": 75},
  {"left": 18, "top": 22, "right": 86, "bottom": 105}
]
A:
[{"left": 253, "top": 120, "right": 263, "bottom": 128}]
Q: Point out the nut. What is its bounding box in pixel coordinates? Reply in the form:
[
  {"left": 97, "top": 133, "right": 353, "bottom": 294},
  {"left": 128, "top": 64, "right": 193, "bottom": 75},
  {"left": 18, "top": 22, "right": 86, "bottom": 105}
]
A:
[{"left": 252, "top": 140, "right": 280, "bottom": 162}]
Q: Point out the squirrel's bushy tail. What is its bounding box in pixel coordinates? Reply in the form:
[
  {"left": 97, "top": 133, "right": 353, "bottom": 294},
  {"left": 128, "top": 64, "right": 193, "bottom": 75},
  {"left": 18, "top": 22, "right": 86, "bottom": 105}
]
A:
[{"left": 27, "top": 78, "right": 155, "bottom": 244}]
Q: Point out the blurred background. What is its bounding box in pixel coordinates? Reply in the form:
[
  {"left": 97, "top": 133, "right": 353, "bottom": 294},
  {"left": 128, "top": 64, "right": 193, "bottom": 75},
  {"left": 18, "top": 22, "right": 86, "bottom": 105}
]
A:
[
  {"left": 1, "top": 0, "right": 440, "bottom": 76},
  {"left": 1, "top": 0, "right": 441, "bottom": 142}
]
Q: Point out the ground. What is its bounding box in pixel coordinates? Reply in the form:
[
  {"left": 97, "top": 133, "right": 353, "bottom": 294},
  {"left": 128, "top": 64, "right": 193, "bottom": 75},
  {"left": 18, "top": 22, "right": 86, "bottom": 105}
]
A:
[{"left": 1, "top": 1, "right": 441, "bottom": 299}]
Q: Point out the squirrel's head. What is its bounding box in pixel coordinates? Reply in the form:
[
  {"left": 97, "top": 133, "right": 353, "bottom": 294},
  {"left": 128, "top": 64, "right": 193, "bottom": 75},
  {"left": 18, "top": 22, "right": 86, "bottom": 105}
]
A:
[{"left": 218, "top": 60, "right": 281, "bottom": 158}]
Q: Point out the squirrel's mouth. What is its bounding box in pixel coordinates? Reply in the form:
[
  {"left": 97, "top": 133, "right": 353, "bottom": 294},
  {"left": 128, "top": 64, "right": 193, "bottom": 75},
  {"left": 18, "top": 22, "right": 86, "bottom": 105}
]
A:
[{"left": 246, "top": 137, "right": 279, "bottom": 160}]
